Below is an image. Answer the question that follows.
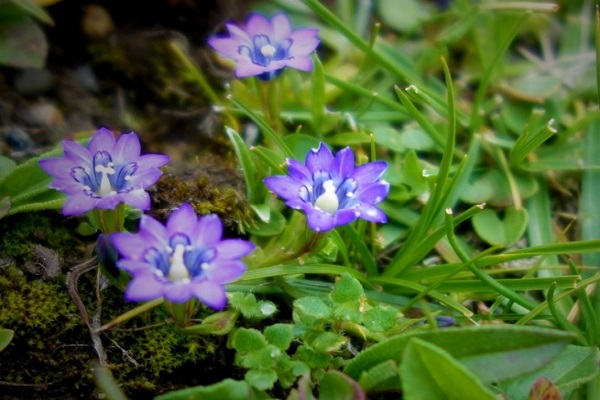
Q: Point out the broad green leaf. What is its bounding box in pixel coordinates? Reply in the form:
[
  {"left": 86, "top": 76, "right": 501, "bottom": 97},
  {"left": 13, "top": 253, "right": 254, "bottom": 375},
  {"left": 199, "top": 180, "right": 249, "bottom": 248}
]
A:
[
  {"left": 245, "top": 369, "right": 277, "bottom": 391},
  {"left": 0, "top": 155, "right": 16, "bottom": 178},
  {"left": 319, "top": 370, "right": 365, "bottom": 400},
  {"left": 400, "top": 338, "right": 497, "bottom": 400},
  {"left": 233, "top": 328, "right": 268, "bottom": 353},
  {"left": 0, "top": 15, "right": 47, "bottom": 68},
  {"left": 472, "top": 206, "right": 529, "bottom": 247},
  {"left": 375, "top": 0, "right": 429, "bottom": 33},
  {"left": 501, "top": 345, "right": 600, "bottom": 399},
  {"left": 0, "top": 328, "right": 14, "bottom": 352},
  {"left": 344, "top": 325, "right": 575, "bottom": 384},
  {"left": 8, "top": 0, "right": 53, "bottom": 24},
  {"left": 283, "top": 133, "right": 321, "bottom": 162},
  {"left": 246, "top": 208, "right": 286, "bottom": 237},
  {"left": 357, "top": 359, "right": 400, "bottom": 393},
  {"left": 155, "top": 379, "right": 254, "bottom": 400},
  {"left": 264, "top": 324, "right": 293, "bottom": 351}
]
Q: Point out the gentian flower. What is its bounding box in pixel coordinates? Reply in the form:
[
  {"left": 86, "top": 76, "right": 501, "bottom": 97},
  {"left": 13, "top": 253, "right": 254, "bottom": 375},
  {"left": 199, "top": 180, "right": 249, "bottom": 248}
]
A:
[
  {"left": 110, "top": 203, "right": 254, "bottom": 309},
  {"left": 264, "top": 143, "right": 389, "bottom": 232},
  {"left": 207, "top": 12, "right": 320, "bottom": 80},
  {"left": 39, "top": 127, "right": 170, "bottom": 216}
]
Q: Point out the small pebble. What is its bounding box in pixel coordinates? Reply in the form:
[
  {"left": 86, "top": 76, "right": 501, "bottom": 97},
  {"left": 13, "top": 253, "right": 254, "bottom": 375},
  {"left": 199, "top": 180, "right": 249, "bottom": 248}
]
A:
[
  {"left": 22, "top": 102, "right": 65, "bottom": 126},
  {"left": 4, "top": 127, "right": 34, "bottom": 151},
  {"left": 14, "top": 68, "right": 55, "bottom": 94}
]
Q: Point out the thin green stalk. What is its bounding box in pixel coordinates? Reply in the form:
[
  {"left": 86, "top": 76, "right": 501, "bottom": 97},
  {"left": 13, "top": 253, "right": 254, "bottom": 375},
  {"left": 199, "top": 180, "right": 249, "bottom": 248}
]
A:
[
  {"left": 470, "top": 14, "right": 526, "bottom": 133},
  {"left": 444, "top": 209, "right": 536, "bottom": 310},
  {"left": 547, "top": 283, "right": 588, "bottom": 345}
]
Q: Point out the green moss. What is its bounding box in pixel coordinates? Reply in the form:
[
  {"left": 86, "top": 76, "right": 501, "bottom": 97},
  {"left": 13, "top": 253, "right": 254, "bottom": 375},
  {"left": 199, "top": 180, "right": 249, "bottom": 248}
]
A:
[{"left": 150, "top": 158, "right": 253, "bottom": 229}]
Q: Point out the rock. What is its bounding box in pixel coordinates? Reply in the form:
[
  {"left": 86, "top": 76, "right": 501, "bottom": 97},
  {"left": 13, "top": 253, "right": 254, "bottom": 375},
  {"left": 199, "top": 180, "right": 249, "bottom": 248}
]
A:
[
  {"left": 3, "top": 127, "right": 35, "bottom": 152},
  {"left": 14, "top": 68, "right": 55, "bottom": 95},
  {"left": 21, "top": 102, "right": 65, "bottom": 127}
]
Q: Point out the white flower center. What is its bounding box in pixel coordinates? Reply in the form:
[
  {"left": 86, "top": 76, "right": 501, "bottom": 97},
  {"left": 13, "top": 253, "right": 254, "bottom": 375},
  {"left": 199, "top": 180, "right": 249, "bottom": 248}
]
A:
[
  {"left": 314, "top": 180, "right": 339, "bottom": 214},
  {"left": 95, "top": 163, "right": 115, "bottom": 196},
  {"left": 168, "top": 244, "right": 190, "bottom": 282},
  {"left": 261, "top": 44, "right": 276, "bottom": 57}
]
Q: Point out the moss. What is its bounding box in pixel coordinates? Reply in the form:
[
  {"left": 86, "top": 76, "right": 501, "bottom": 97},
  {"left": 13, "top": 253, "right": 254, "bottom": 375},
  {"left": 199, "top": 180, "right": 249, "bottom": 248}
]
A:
[
  {"left": 150, "top": 157, "right": 253, "bottom": 230},
  {"left": 0, "top": 212, "right": 85, "bottom": 266}
]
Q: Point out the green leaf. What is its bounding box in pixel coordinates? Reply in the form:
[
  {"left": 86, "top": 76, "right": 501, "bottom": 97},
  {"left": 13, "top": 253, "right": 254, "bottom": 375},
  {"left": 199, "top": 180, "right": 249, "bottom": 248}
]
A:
[
  {"left": 400, "top": 338, "right": 497, "bottom": 400},
  {"left": 363, "top": 304, "right": 399, "bottom": 333},
  {"left": 155, "top": 379, "right": 255, "bottom": 400},
  {"left": 501, "top": 345, "right": 600, "bottom": 399},
  {"left": 472, "top": 206, "right": 529, "bottom": 247},
  {"left": 293, "top": 296, "right": 332, "bottom": 326},
  {"left": 0, "top": 328, "right": 14, "bottom": 352},
  {"left": 180, "top": 310, "right": 238, "bottom": 335},
  {"left": 357, "top": 359, "right": 400, "bottom": 393},
  {"left": 319, "top": 370, "right": 365, "bottom": 400},
  {"left": 344, "top": 325, "right": 575, "bottom": 384},
  {"left": 331, "top": 273, "right": 364, "bottom": 304},
  {"left": 233, "top": 328, "right": 268, "bottom": 353},
  {"left": 264, "top": 324, "right": 294, "bottom": 351},
  {"left": 246, "top": 208, "right": 286, "bottom": 237},
  {"left": 309, "top": 331, "right": 346, "bottom": 353},
  {"left": 8, "top": 0, "right": 53, "bottom": 24},
  {"left": 375, "top": 0, "right": 429, "bottom": 33},
  {"left": 0, "top": 155, "right": 16, "bottom": 178},
  {"left": 0, "top": 15, "right": 47, "bottom": 68},
  {"left": 245, "top": 369, "right": 277, "bottom": 391}
]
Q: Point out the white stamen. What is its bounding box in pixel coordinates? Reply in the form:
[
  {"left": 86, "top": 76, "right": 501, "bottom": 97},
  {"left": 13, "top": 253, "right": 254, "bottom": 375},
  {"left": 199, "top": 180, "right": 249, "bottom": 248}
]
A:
[
  {"left": 261, "top": 44, "right": 276, "bottom": 57},
  {"left": 168, "top": 244, "right": 190, "bottom": 282},
  {"left": 314, "top": 180, "right": 339, "bottom": 214},
  {"left": 95, "top": 164, "right": 115, "bottom": 196}
]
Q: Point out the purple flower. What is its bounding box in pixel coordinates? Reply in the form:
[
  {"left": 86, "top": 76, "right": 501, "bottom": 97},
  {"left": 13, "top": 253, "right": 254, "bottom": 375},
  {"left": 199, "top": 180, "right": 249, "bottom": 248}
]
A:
[
  {"left": 39, "top": 127, "right": 170, "bottom": 216},
  {"left": 110, "top": 203, "right": 254, "bottom": 309},
  {"left": 264, "top": 143, "right": 389, "bottom": 232},
  {"left": 207, "top": 12, "right": 320, "bottom": 80}
]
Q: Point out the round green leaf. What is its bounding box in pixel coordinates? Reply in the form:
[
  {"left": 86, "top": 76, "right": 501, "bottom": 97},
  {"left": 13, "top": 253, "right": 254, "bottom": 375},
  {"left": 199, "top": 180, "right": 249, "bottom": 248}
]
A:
[{"left": 472, "top": 206, "right": 529, "bottom": 247}]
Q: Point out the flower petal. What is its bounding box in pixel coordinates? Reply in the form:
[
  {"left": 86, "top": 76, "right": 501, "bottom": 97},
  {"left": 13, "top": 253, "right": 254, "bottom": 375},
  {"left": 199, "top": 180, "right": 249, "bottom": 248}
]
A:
[
  {"left": 38, "top": 157, "right": 77, "bottom": 178},
  {"left": 163, "top": 282, "right": 195, "bottom": 303},
  {"left": 208, "top": 37, "right": 244, "bottom": 59},
  {"left": 206, "top": 260, "right": 246, "bottom": 284},
  {"left": 125, "top": 274, "right": 165, "bottom": 302},
  {"left": 167, "top": 203, "right": 198, "bottom": 236},
  {"left": 350, "top": 161, "right": 388, "bottom": 182},
  {"left": 111, "top": 232, "right": 154, "bottom": 260},
  {"left": 113, "top": 132, "right": 141, "bottom": 162},
  {"left": 288, "top": 31, "right": 320, "bottom": 56},
  {"left": 88, "top": 127, "right": 116, "bottom": 154},
  {"left": 191, "top": 280, "right": 228, "bottom": 310},
  {"left": 306, "top": 143, "right": 334, "bottom": 172},
  {"left": 62, "top": 140, "right": 91, "bottom": 165},
  {"left": 305, "top": 208, "right": 336, "bottom": 232},
  {"left": 215, "top": 239, "right": 255, "bottom": 260},
  {"left": 245, "top": 13, "right": 273, "bottom": 38},
  {"left": 333, "top": 147, "right": 355, "bottom": 179},
  {"left": 139, "top": 214, "right": 169, "bottom": 245},
  {"left": 353, "top": 182, "right": 390, "bottom": 205},
  {"left": 62, "top": 192, "right": 97, "bottom": 215},
  {"left": 264, "top": 175, "right": 302, "bottom": 201},
  {"left": 191, "top": 214, "right": 223, "bottom": 247},
  {"left": 335, "top": 208, "right": 360, "bottom": 226},
  {"left": 356, "top": 205, "right": 387, "bottom": 223},
  {"left": 284, "top": 57, "right": 313, "bottom": 72},
  {"left": 271, "top": 13, "right": 291, "bottom": 42},
  {"left": 287, "top": 158, "right": 311, "bottom": 183}
]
